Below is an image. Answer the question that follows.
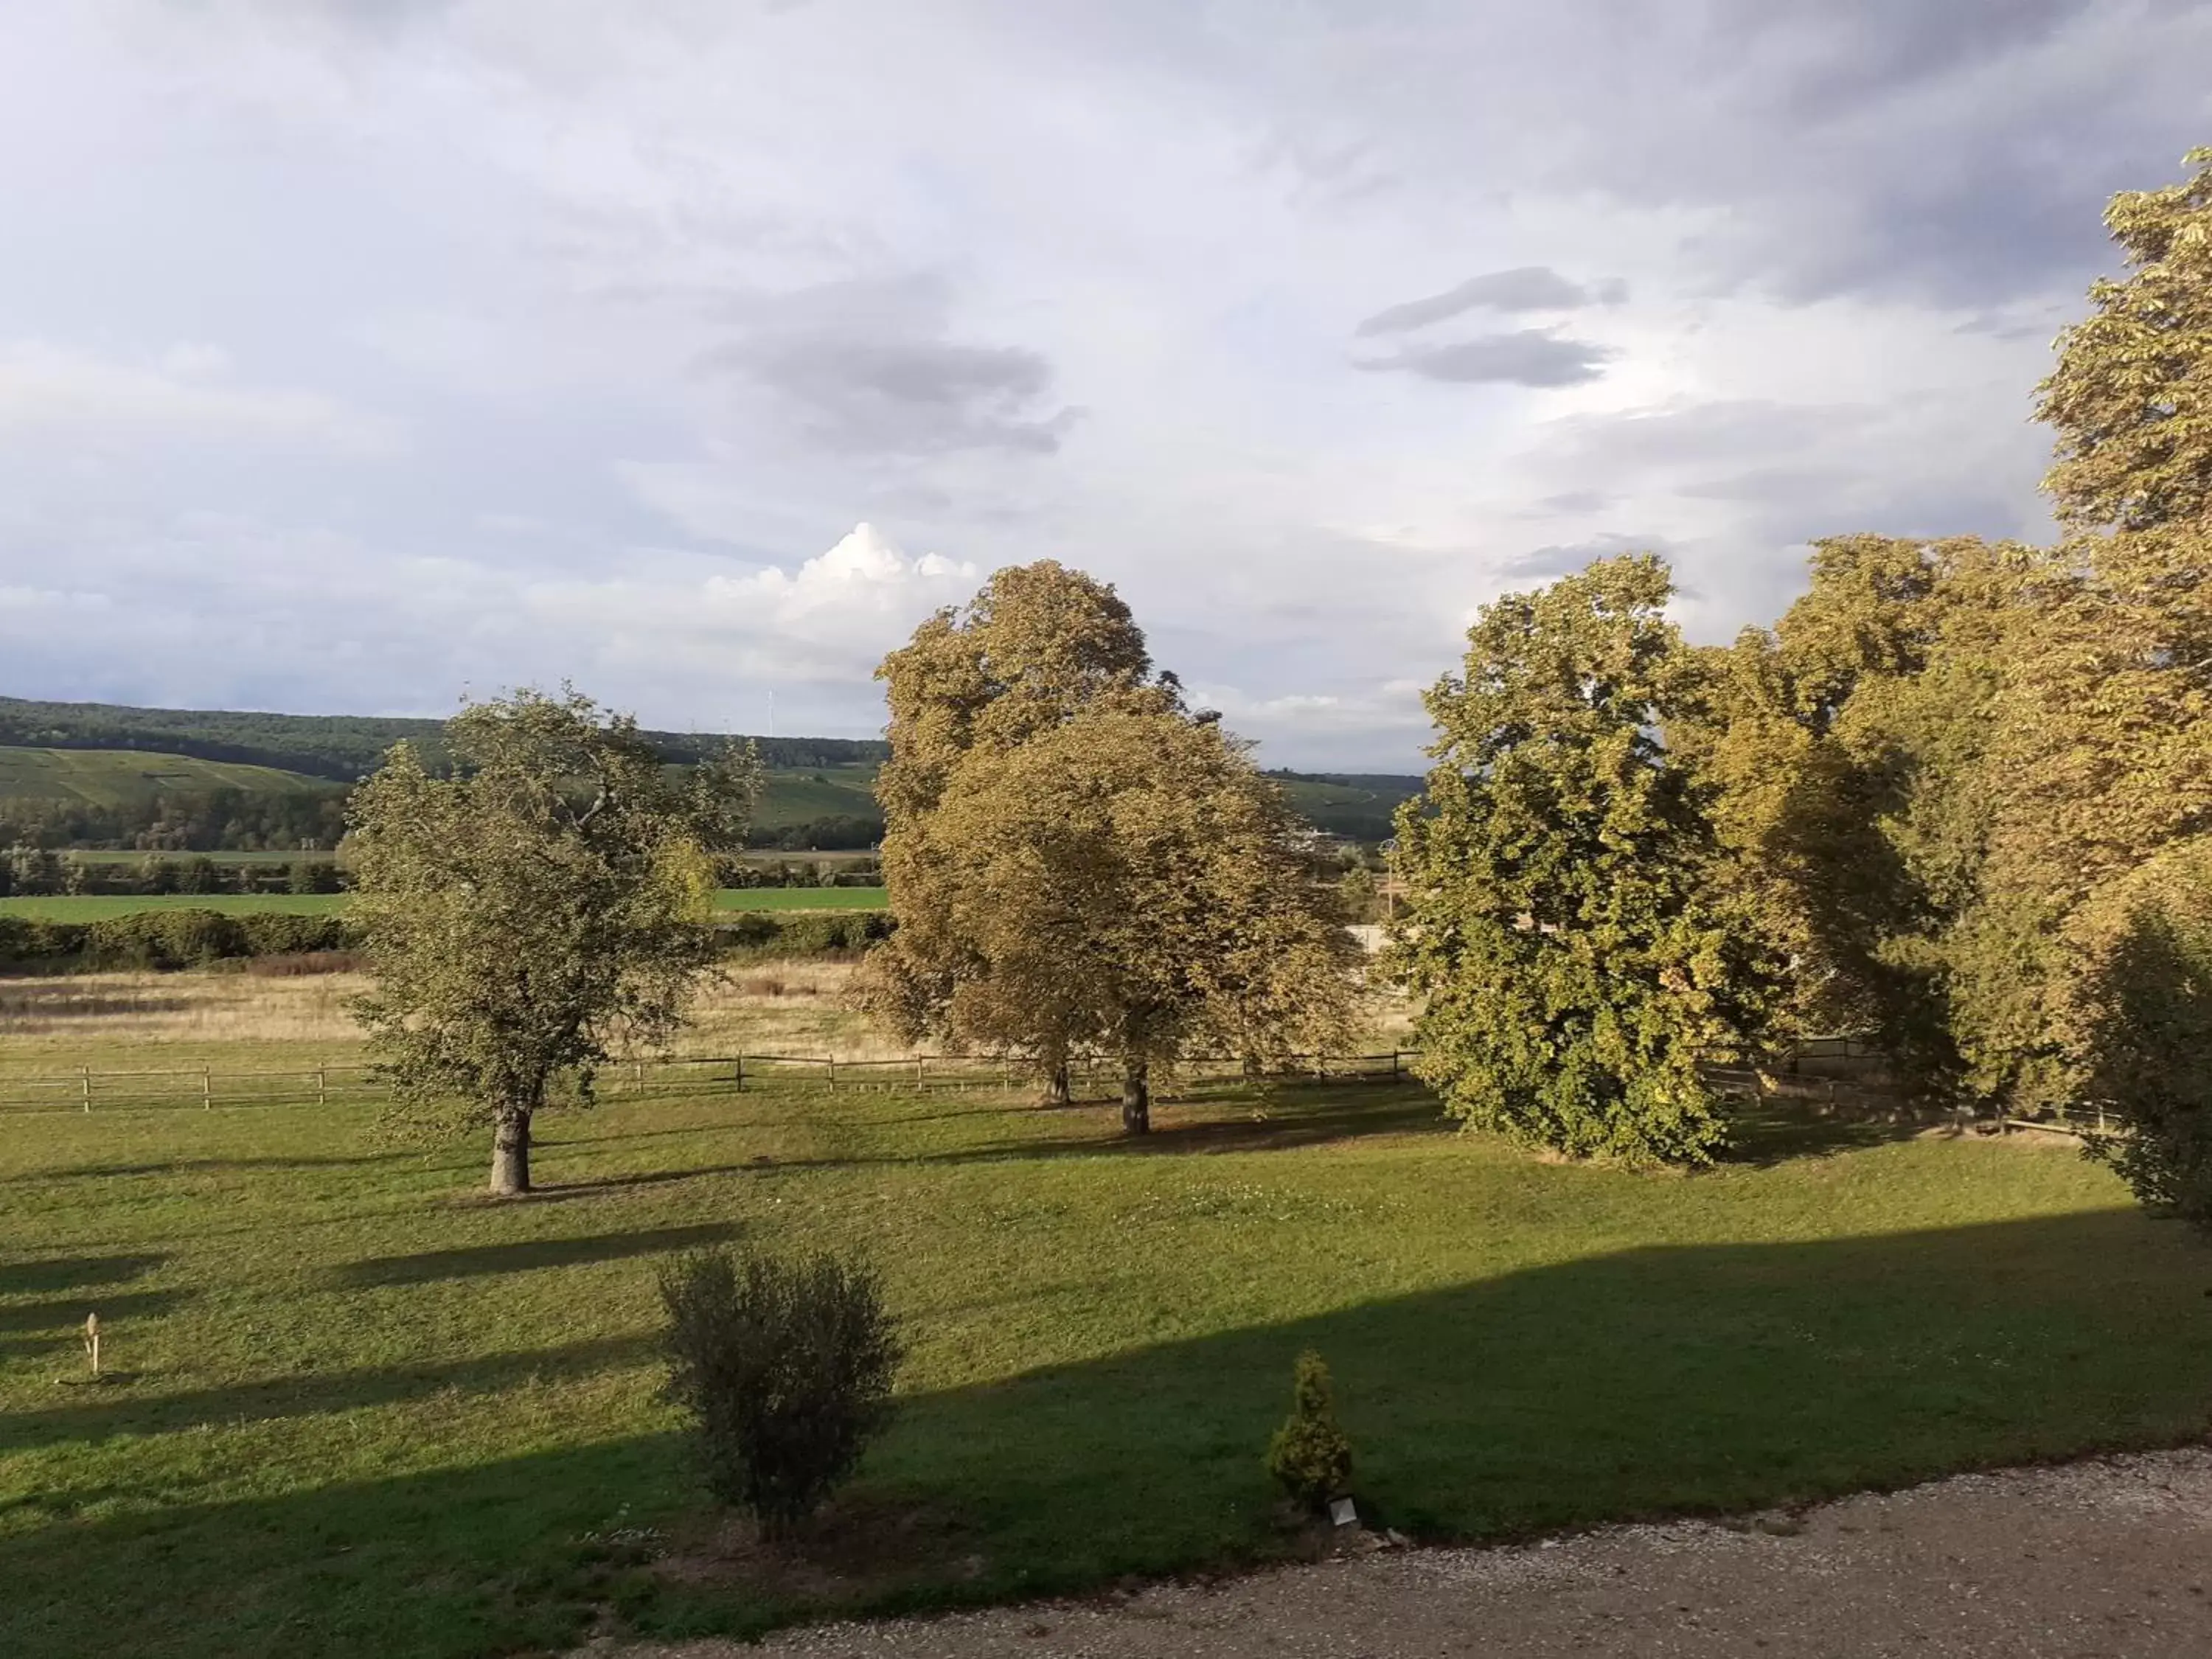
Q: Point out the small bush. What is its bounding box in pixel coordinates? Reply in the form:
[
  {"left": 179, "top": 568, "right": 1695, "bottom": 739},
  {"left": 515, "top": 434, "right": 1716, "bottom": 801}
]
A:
[
  {"left": 657, "top": 1246, "right": 903, "bottom": 1538},
  {"left": 1265, "top": 1349, "right": 1353, "bottom": 1512}
]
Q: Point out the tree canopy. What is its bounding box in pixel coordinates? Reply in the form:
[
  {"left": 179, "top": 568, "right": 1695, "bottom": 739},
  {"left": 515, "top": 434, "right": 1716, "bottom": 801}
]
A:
[
  {"left": 347, "top": 688, "right": 757, "bottom": 1194},
  {"left": 862, "top": 562, "right": 1355, "bottom": 1128},
  {"left": 1390, "top": 554, "right": 1780, "bottom": 1166}
]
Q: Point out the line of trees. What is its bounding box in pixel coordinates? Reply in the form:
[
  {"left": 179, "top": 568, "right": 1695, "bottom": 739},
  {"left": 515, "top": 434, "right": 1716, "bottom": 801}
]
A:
[
  {"left": 1393, "top": 148, "right": 2212, "bottom": 1212},
  {"left": 338, "top": 148, "right": 2208, "bottom": 1219}
]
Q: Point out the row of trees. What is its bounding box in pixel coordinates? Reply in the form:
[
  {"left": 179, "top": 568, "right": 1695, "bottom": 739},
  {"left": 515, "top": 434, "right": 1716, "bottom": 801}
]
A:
[
  {"left": 0, "top": 787, "right": 351, "bottom": 853},
  {"left": 0, "top": 849, "right": 346, "bottom": 897},
  {"left": 1394, "top": 149, "right": 2212, "bottom": 1203},
  {"left": 856, "top": 562, "right": 1360, "bottom": 1133},
  {"left": 346, "top": 148, "right": 2207, "bottom": 1208}
]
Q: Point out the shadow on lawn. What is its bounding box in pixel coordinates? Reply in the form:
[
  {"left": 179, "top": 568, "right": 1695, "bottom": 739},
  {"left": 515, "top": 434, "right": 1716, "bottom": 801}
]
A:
[
  {"left": 1717, "top": 1096, "right": 1944, "bottom": 1167},
  {"left": 7, "top": 1206, "right": 2209, "bottom": 1659},
  {"left": 554, "top": 1086, "right": 1451, "bottom": 1196},
  {"left": 7, "top": 1152, "right": 422, "bottom": 1184},
  {"left": 0, "top": 1287, "right": 195, "bottom": 1337},
  {"left": 1, "top": 1332, "right": 655, "bottom": 1453},
  {"left": 337, "top": 1222, "right": 740, "bottom": 1288},
  {"left": 0, "top": 1253, "right": 167, "bottom": 1298}
]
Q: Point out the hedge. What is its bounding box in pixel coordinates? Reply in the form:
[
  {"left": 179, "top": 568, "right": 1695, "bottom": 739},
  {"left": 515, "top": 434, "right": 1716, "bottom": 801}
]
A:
[
  {"left": 0, "top": 907, "right": 894, "bottom": 973},
  {"left": 714, "top": 910, "right": 895, "bottom": 956},
  {"left": 0, "top": 910, "right": 357, "bottom": 973}
]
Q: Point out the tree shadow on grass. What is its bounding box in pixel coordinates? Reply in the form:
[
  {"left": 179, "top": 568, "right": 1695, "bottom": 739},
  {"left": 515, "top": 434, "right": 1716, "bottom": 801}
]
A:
[
  {"left": 0, "top": 1253, "right": 167, "bottom": 1298},
  {"left": 564, "top": 1086, "right": 1452, "bottom": 1194},
  {"left": 4, "top": 1208, "right": 2209, "bottom": 1659},
  {"left": 0, "top": 1332, "right": 656, "bottom": 1453},
  {"left": 0, "top": 1287, "right": 194, "bottom": 1337},
  {"left": 1717, "top": 1095, "right": 1953, "bottom": 1168},
  {"left": 4, "top": 1152, "right": 421, "bottom": 1184},
  {"left": 335, "top": 1222, "right": 741, "bottom": 1289}
]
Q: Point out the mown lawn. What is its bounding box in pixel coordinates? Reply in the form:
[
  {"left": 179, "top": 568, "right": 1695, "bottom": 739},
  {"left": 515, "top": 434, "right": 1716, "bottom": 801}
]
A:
[
  {"left": 0, "top": 888, "right": 888, "bottom": 921},
  {"left": 1, "top": 1065, "right": 2205, "bottom": 1659}
]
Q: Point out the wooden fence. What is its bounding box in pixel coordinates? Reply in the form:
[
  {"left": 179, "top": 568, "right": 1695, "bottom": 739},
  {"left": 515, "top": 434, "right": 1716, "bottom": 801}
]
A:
[{"left": 0, "top": 1049, "right": 1416, "bottom": 1116}]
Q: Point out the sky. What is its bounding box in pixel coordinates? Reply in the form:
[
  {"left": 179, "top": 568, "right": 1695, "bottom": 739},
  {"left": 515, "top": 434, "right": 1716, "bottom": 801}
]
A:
[{"left": 1, "top": 1, "right": 2208, "bottom": 771}]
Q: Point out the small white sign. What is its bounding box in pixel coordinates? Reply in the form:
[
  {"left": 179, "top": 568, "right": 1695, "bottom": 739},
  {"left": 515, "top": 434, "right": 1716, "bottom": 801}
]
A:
[{"left": 1329, "top": 1498, "right": 1357, "bottom": 1528}]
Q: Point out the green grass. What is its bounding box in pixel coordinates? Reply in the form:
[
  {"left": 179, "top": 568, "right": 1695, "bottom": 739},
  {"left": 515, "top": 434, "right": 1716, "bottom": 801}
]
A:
[
  {"left": 712, "top": 886, "right": 887, "bottom": 911},
  {"left": 0, "top": 889, "right": 888, "bottom": 921},
  {"left": 0, "top": 747, "right": 335, "bottom": 807},
  {"left": 0, "top": 893, "right": 355, "bottom": 919},
  {"left": 1, "top": 1039, "right": 2205, "bottom": 1658}
]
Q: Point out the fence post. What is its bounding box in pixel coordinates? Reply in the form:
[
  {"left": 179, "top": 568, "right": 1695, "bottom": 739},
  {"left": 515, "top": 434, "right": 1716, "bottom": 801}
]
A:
[
  {"left": 634, "top": 1058, "right": 645, "bottom": 1095},
  {"left": 734, "top": 1055, "right": 745, "bottom": 1093},
  {"left": 81, "top": 1065, "right": 91, "bottom": 1113},
  {"left": 1391, "top": 1049, "right": 1402, "bottom": 1079},
  {"left": 827, "top": 1058, "right": 837, "bottom": 1092},
  {"left": 316, "top": 1066, "right": 327, "bottom": 1107},
  {"left": 203, "top": 1066, "right": 212, "bottom": 1110},
  {"left": 916, "top": 1057, "right": 926, "bottom": 1091}
]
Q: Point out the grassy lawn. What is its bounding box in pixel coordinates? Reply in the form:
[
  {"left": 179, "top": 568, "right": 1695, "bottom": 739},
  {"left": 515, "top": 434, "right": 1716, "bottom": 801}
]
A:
[
  {"left": 2, "top": 1004, "right": 2206, "bottom": 1658},
  {"left": 712, "top": 886, "right": 886, "bottom": 911},
  {"left": 0, "top": 888, "right": 888, "bottom": 921}
]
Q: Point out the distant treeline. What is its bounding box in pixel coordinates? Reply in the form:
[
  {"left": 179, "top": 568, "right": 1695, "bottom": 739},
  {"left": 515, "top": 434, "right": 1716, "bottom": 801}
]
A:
[
  {"left": 0, "top": 787, "right": 352, "bottom": 853},
  {"left": 0, "top": 695, "right": 890, "bottom": 782},
  {"left": 0, "top": 786, "right": 880, "bottom": 855},
  {"left": 0, "top": 847, "right": 883, "bottom": 897},
  {"left": 0, "top": 906, "right": 896, "bottom": 973}
]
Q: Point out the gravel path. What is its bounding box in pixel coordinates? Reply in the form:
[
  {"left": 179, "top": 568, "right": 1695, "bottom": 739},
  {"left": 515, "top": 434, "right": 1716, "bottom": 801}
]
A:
[{"left": 601, "top": 1448, "right": 2212, "bottom": 1658}]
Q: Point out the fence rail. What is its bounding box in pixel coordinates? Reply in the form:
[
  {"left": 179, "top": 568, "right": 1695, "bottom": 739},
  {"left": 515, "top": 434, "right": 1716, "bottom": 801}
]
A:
[{"left": 0, "top": 1049, "right": 1416, "bottom": 1116}]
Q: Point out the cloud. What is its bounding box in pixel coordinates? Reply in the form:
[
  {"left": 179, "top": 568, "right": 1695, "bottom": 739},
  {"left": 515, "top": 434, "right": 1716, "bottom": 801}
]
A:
[
  {"left": 0, "top": 341, "right": 398, "bottom": 453},
  {"left": 1355, "top": 331, "right": 1616, "bottom": 388},
  {"left": 3, "top": 0, "right": 2198, "bottom": 770},
  {"left": 524, "top": 522, "right": 981, "bottom": 692},
  {"left": 1354, "top": 267, "right": 1622, "bottom": 335},
  {"left": 698, "top": 276, "right": 1077, "bottom": 456}
]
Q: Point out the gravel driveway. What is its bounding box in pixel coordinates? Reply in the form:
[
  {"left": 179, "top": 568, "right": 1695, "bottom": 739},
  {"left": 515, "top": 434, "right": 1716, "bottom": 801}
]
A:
[{"left": 598, "top": 1447, "right": 2212, "bottom": 1658}]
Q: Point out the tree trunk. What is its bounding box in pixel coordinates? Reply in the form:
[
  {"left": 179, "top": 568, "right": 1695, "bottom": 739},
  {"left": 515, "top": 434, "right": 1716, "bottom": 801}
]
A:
[
  {"left": 1040, "top": 1061, "right": 1071, "bottom": 1108},
  {"left": 1121, "top": 1060, "right": 1150, "bottom": 1135},
  {"left": 490, "top": 1105, "right": 533, "bottom": 1195}
]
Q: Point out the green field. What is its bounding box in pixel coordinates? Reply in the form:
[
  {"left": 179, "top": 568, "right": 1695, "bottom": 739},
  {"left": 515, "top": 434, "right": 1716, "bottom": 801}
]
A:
[
  {"left": 0, "top": 893, "right": 354, "bottom": 919},
  {"left": 1, "top": 1035, "right": 2204, "bottom": 1657},
  {"left": 0, "top": 747, "right": 335, "bottom": 807},
  {"left": 0, "top": 888, "right": 889, "bottom": 922}
]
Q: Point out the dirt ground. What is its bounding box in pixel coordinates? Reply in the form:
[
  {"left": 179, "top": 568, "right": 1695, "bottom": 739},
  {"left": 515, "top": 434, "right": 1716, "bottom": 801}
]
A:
[{"left": 597, "top": 1447, "right": 2212, "bottom": 1658}]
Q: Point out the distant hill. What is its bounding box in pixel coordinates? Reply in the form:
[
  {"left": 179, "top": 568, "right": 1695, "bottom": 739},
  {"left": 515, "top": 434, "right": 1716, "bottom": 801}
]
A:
[
  {"left": 1262, "top": 771, "right": 1424, "bottom": 841},
  {"left": 0, "top": 745, "right": 335, "bottom": 807},
  {"left": 0, "top": 695, "right": 886, "bottom": 782},
  {"left": 0, "top": 696, "right": 1422, "bottom": 846}
]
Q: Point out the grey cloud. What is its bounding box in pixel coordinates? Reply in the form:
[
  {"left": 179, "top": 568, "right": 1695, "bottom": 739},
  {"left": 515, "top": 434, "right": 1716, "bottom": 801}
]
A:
[
  {"left": 700, "top": 276, "right": 1077, "bottom": 456},
  {"left": 1355, "top": 330, "right": 1615, "bottom": 388},
  {"left": 1496, "top": 532, "right": 1680, "bottom": 583},
  {"left": 1354, "top": 266, "right": 1619, "bottom": 335},
  {"left": 1206, "top": 0, "right": 2211, "bottom": 310}
]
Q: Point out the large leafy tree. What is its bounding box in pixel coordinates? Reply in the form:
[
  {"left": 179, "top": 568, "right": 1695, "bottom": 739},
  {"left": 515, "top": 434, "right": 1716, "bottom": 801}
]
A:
[
  {"left": 867, "top": 560, "right": 1180, "bottom": 1105},
  {"left": 1680, "top": 534, "right": 2033, "bottom": 1102},
  {"left": 347, "top": 689, "right": 756, "bottom": 1194},
  {"left": 862, "top": 563, "right": 1355, "bottom": 1128},
  {"left": 2008, "top": 145, "right": 2212, "bottom": 902},
  {"left": 1391, "top": 554, "right": 1779, "bottom": 1166}
]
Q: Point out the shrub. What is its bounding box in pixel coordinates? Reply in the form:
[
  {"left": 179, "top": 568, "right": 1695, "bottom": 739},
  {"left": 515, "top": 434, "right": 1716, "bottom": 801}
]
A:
[
  {"left": 656, "top": 1245, "right": 903, "bottom": 1538},
  {"left": 1265, "top": 1349, "right": 1353, "bottom": 1512}
]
